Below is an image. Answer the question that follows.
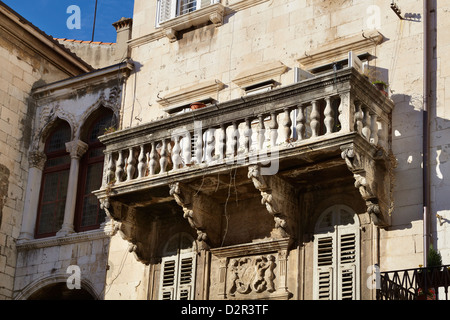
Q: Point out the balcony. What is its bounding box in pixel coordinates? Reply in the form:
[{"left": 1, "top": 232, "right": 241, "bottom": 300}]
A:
[
  {"left": 94, "top": 67, "right": 395, "bottom": 263},
  {"left": 377, "top": 265, "right": 450, "bottom": 300}
]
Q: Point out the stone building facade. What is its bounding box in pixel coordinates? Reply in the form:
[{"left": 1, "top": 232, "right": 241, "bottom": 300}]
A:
[{"left": 1, "top": 0, "right": 449, "bottom": 300}]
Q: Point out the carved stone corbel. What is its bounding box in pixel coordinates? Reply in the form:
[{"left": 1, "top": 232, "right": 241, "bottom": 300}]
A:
[
  {"left": 169, "top": 182, "right": 209, "bottom": 246},
  {"left": 248, "top": 165, "right": 291, "bottom": 238},
  {"left": 341, "top": 143, "right": 390, "bottom": 227}
]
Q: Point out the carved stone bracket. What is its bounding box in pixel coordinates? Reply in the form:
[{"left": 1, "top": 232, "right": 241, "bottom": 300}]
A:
[
  {"left": 341, "top": 142, "right": 392, "bottom": 227},
  {"left": 169, "top": 182, "right": 209, "bottom": 247},
  {"left": 248, "top": 165, "right": 296, "bottom": 238}
]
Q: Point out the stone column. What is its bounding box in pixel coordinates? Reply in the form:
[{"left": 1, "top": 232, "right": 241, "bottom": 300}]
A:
[
  {"left": 18, "top": 151, "right": 47, "bottom": 241},
  {"left": 57, "top": 140, "right": 88, "bottom": 237}
]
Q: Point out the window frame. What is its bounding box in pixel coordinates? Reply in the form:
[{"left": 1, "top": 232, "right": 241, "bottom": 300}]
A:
[
  {"left": 34, "top": 122, "right": 72, "bottom": 238},
  {"left": 74, "top": 113, "right": 112, "bottom": 232}
]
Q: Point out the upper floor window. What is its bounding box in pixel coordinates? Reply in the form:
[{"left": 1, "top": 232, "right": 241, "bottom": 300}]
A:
[
  {"left": 75, "top": 112, "right": 113, "bottom": 232},
  {"left": 157, "top": 0, "right": 218, "bottom": 24},
  {"left": 35, "top": 122, "right": 71, "bottom": 238}
]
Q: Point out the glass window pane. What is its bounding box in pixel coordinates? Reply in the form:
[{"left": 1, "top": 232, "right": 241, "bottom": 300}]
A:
[
  {"left": 89, "top": 114, "right": 113, "bottom": 143},
  {"left": 46, "top": 124, "right": 71, "bottom": 153},
  {"left": 80, "top": 162, "right": 105, "bottom": 227}
]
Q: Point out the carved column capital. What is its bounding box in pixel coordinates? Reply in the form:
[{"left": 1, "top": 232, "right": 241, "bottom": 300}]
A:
[
  {"left": 65, "top": 140, "right": 88, "bottom": 159},
  {"left": 28, "top": 150, "right": 47, "bottom": 170}
]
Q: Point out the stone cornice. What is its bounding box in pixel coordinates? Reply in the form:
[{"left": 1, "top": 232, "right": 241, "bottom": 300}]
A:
[
  {"left": 232, "top": 60, "right": 288, "bottom": 88},
  {"left": 0, "top": 3, "right": 92, "bottom": 75},
  {"left": 16, "top": 228, "right": 113, "bottom": 251},
  {"left": 298, "top": 30, "right": 384, "bottom": 71},
  {"left": 157, "top": 79, "right": 225, "bottom": 111},
  {"left": 210, "top": 237, "right": 291, "bottom": 258}
]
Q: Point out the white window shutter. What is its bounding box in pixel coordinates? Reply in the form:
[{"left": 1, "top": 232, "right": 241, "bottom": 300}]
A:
[
  {"left": 159, "top": 252, "right": 196, "bottom": 300},
  {"left": 158, "top": 0, "right": 176, "bottom": 24},
  {"left": 314, "top": 235, "right": 335, "bottom": 300},
  {"left": 177, "top": 255, "right": 194, "bottom": 300},
  {"left": 160, "top": 258, "right": 177, "bottom": 300},
  {"left": 338, "top": 232, "right": 359, "bottom": 300}
]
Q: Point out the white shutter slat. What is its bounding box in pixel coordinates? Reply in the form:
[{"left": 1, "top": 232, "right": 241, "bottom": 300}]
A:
[
  {"left": 318, "top": 267, "right": 333, "bottom": 300},
  {"left": 338, "top": 233, "right": 357, "bottom": 300},
  {"left": 159, "top": 0, "right": 175, "bottom": 23}
]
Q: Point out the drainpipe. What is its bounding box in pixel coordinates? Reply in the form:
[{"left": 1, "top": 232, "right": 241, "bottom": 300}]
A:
[{"left": 423, "top": 0, "right": 431, "bottom": 267}]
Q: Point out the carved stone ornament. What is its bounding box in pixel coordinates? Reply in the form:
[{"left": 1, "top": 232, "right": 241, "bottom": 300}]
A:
[
  {"left": 248, "top": 165, "right": 288, "bottom": 238},
  {"left": 169, "top": 182, "right": 208, "bottom": 244},
  {"left": 341, "top": 144, "right": 387, "bottom": 226},
  {"left": 28, "top": 150, "right": 47, "bottom": 170},
  {"left": 228, "top": 255, "right": 276, "bottom": 297}
]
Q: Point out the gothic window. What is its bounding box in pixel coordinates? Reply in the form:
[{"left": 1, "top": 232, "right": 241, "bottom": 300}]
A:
[
  {"left": 159, "top": 233, "right": 197, "bottom": 300},
  {"left": 35, "top": 122, "right": 71, "bottom": 238},
  {"left": 313, "top": 205, "right": 360, "bottom": 300},
  {"left": 74, "top": 112, "right": 113, "bottom": 232}
]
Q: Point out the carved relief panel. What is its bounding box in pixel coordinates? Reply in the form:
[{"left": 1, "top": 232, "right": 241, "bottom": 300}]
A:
[{"left": 211, "top": 238, "right": 291, "bottom": 300}]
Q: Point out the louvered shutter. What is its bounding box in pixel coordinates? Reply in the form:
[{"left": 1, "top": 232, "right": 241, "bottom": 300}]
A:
[
  {"left": 160, "top": 258, "right": 177, "bottom": 300},
  {"left": 315, "top": 235, "right": 335, "bottom": 300},
  {"left": 177, "top": 254, "right": 194, "bottom": 300},
  {"left": 158, "top": 0, "right": 176, "bottom": 24},
  {"left": 159, "top": 252, "right": 196, "bottom": 300},
  {"left": 314, "top": 205, "right": 360, "bottom": 300},
  {"left": 338, "top": 232, "right": 358, "bottom": 300}
]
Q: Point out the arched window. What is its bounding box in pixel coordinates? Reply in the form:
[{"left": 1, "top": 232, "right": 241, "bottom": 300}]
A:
[
  {"left": 313, "top": 205, "right": 360, "bottom": 300},
  {"left": 35, "top": 122, "right": 71, "bottom": 238},
  {"left": 74, "top": 112, "right": 113, "bottom": 232},
  {"left": 159, "top": 233, "right": 197, "bottom": 300}
]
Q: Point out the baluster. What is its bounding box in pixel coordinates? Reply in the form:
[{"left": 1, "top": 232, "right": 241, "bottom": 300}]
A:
[
  {"left": 354, "top": 101, "right": 364, "bottom": 135},
  {"left": 149, "top": 141, "right": 158, "bottom": 175},
  {"left": 257, "top": 114, "right": 266, "bottom": 150},
  {"left": 137, "top": 145, "right": 147, "bottom": 178},
  {"left": 269, "top": 112, "right": 278, "bottom": 147},
  {"left": 183, "top": 133, "right": 192, "bottom": 166},
  {"left": 206, "top": 128, "right": 215, "bottom": 162},
  {"left": 160, "top": 139, "right": 169, "bottom": 173},
  {"left": 194, "top": 131, "right": 203, "bottom": 164},
  {"left": 362, "top": 106, "right": 371, "bottom": 142},
  {"left": 230, "top": 121, "right": 239, "bottom": 156},
  {"left": 310, "top": 100, "right": 320, "bottom": 138},
  {"left": 106, "top": 153, "right": 115, "bottom": 184},
  {"left": 218, "top": 124, "right": 226, "bottom": 160},
  {"left": 244, "top": 118, "right": 252, "bottom": 153},
  {"left": 338, "top": 92, "right": 351, "bottom": 133},
  {"left": 324, "top": 96, "right": 334, "bottom": 135},
  {"left": 126, "top": 147, "right": 136, "bottom": 181},
  {"left": 378, "top": 119, "right": 388, "bottom": 151},
  {"left": 115, "top": 150, "right": 124, "bottom": 182},
  {"left": 282, "top": 108, "right": 292, "bottom": 142},
  {"left": 172, "top": 136, "right": 182, "bottom": 170},
  {"left": 296, "top": 105, "right": 306, "bottom": 141},
  {"left": 370, "top": 112, "right": 379, "bottom": 146}
]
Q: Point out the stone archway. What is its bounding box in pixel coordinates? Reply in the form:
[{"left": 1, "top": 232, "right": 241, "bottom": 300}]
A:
[{"left": 27, "top": 282, "right": 96, "bottom": 300}]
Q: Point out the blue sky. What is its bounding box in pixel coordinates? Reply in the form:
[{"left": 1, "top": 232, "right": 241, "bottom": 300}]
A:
[{"left": 2, "top": 0, "right": 135, "bottom": 43}]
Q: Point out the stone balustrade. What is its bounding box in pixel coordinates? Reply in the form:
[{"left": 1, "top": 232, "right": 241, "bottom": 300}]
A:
[{"left": 97, "top": 67, "right": 394, "bottom": 195}]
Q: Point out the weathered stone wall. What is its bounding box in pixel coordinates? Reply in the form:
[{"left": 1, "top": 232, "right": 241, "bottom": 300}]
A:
[{"left": 0, "top": 26, "right": 78, "bottom": 300}]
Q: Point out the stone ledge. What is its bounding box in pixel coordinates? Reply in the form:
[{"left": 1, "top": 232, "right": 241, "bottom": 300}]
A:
[{"left": 16, "top": 227, "right": 113, "bottom": 250}]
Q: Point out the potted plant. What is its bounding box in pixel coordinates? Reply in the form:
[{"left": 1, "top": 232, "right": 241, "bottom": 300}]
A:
[
  {"left": 190, "top": 102, "right": 207, "bottom": 110},
  {"left": 417, "top": 245, "right": 443, "bottom": 300},
  {"left": 372, "top": 80, "right": 388, "bottom": 97}
]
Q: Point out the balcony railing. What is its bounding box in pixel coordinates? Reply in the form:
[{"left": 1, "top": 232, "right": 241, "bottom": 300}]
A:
[
  {"left": 96, "top": 67, "right": 393, "bottom": 199},
  {"left": 377, "top": 265, "right": 450, "bottom": 300}
]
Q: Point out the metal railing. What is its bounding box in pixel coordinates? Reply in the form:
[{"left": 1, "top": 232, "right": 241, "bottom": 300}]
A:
[{"left": 377, "top": 265, "right": 450, "bottom": 300}]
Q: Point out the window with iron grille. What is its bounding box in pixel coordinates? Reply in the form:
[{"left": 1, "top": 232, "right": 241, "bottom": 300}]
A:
[
  {"left": 35, "top": 122, "right": 72, "bottom": 238},
  {"left": 313, "top": 205, "right": 360, "bottom": 300}
]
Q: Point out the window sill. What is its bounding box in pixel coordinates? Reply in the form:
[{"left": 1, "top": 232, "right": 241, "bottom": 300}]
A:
[
  {"left": 16, "top": 226, "right": 114, "bottom": 250},
  {"left": 159, "top": 3, "right": 226, "bottom": 42}
]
